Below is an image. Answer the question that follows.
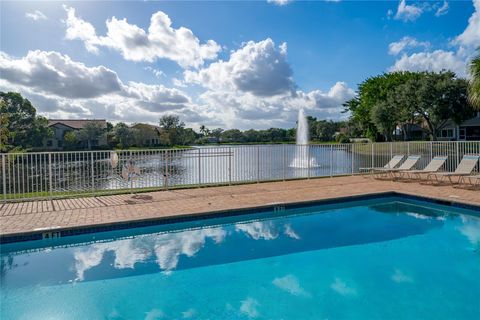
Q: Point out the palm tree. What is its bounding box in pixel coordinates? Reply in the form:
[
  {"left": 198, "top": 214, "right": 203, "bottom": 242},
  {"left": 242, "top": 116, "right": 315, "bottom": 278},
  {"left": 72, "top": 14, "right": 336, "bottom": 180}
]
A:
[
  {"left": 199, "top": 125, "right": 206, "bottom": 136},
  {"left": 468, "top": 49, "right": 480, "bottom": 110},
  {"left": 199, "top": 125, "right": 210, "bottom": 137}
]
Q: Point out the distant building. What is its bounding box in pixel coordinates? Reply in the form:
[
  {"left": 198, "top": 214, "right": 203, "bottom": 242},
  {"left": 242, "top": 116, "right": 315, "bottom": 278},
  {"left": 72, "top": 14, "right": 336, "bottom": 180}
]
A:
[
  {"left": 394, "top": 123, "right": 426, "bottom": 141},
  {"left": 130, "top": 123, "right": 162, "bottom": 146},
  {"left": 394, "top": 113, "right": 480, "bottom": 141},
  {"left": 45, "top": 119, "right": 107, "bottom": 150},
  {"left": 437, "top": 113, "right": 480, "bottom": 141}
]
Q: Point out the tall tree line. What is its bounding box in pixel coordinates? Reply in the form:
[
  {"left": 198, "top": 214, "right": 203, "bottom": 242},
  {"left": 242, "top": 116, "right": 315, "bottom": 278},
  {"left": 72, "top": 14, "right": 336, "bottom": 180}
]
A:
[{"left": 344, "top": 70, "right": 476, "bottom": 141}]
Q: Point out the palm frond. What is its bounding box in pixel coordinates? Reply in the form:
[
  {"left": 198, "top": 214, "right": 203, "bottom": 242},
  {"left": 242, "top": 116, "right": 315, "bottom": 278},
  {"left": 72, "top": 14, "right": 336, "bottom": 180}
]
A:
[{"left": 468, "top": 48, "right": 480, "bottom": 110}]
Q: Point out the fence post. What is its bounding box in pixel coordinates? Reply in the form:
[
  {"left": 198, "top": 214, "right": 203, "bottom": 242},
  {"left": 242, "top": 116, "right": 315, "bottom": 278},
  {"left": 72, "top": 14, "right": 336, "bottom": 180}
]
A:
[
  {"left": 307, "top": 145, "right": 311, "bottom": 179},
  {"left": 390, "top": 142, "right": 393, "bottom": 160},
  {"left": 228, "top": 148, "right": 232, "bottom": 185},
  {"left": 48, "top": 153, "right": 53, "bottom": 198},
  {"left": 351, "top": 144, "right": 354, "bottom": 176},
  {"left": 430, "top": 141, "right": 433, "bottom": 161},
  {"left": 456, "top": 141, "right": 460, "bottom": 167},
  {"left": 283, "top": 144, "right": 286, "bottom": 181},
  {"left": 164, "top": 151, "right": 169, "bottom": 190},
  {"left": 371, "top": 143, "right": 374, "bottom": 168},
  {"left": 2, "top": 154, "right": 6, "bottom": 201},
  {"left": 407, "top": 141, "right": 410, "bottom": 156},
  {"left": 330, "top": 145, "right": 333, "bottom": 177},
  {"left": 198, "top": 149, "right": 201, "bottom": 186},
  {"left": 257, "top": 145, "right": 260, "bottom": 183},
  {"left": 90, "top": 152, "right": 95, "bottom": 195}
]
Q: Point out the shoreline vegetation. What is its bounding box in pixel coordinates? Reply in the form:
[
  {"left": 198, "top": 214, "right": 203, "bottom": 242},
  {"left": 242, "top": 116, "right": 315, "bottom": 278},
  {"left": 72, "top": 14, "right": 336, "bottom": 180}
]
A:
[
  {"left": 0, "top": 142, "right": 336, "bottom": 154},
  {"left": 1, "top": 141, "right": 460, "bottom": 157}
]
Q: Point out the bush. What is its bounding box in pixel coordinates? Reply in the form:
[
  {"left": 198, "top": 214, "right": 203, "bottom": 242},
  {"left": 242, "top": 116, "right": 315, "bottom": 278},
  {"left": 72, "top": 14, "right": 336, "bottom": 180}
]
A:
[{"left": 335, "top": 133, "right": 350, "bottom": 143}]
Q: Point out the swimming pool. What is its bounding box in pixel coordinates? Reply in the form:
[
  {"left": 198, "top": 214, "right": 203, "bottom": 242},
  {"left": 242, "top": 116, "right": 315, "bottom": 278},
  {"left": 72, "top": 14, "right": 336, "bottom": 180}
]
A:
[{"left": 1, "top": 196, "right": 479, "bottom": 319}]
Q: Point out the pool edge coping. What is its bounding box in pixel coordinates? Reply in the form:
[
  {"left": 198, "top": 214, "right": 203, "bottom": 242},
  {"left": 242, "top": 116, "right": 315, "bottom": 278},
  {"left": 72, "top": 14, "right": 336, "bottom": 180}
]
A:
[{"left": 1, "top": 191, "right": 479, "bottom": 244}]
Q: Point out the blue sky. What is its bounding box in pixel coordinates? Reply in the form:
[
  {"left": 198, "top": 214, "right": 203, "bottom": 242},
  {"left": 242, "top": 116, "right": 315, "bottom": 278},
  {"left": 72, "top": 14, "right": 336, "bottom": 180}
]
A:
[{"left": 1, "top": 1, "right": 478, "bottom": 129}]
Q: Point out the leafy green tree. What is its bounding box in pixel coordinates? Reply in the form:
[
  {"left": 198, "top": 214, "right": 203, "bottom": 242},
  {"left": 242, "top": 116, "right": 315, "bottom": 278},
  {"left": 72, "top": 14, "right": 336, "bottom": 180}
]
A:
[
  {"left": 106, "top": 122, "right": 114, "bottom": 132},
  {"left": 286, "top": 128, "right": 296, "bottom": 141},
  {"left": 243, "top": 129, "right": 260, "bottom": 142},
  {"left": 131, "top": 127, "right": 146, "bottom": 147},
  {"left": 159, "top": 115, "right": 185, "bottom": 146},
  {"left": 344, "top": 72, "right": 419, "bottom": 141},
  {"left": 221, "top": 129, "right": 244, "bottom": 143},
  {"left": 468, "top": 49, "right": 480, "bottom": 110},
  {"left": 159, "top": 115, "right": 184, "bottom": 130},
  {"left": 335, "top": 133, "right": 350, "bottom": 143},
  {"left": 343, "top": 118, "right": 363, "bottom": 140},
  {"left": 306, "top": 116, "right": 318, "bottom": 140},
  {"left": 114, "top": 122, "right": 134, "bottom": 148},
  {"left": 31, "top": 117, "right": 52, "bottom": 148},
  {"left": 63, "top": 131, "right": 78, "bottom": 150},
  {"left": 266, "top": 128, "right": 288, "bottom": 142},
  {"left": 210, "top": 128, "right": 224, "bottom": 140},
  {"left": 396, "top": 71, "right": 472, "bottom": 140},
  {"left": 0, "top": 92, "right": 53, "bottom": 149},
  {"left": 180, "top": 128, "right": 198, "bottom": 145},
  {"left": 199, "top": 125, "right": 210, "bottom": 137},
  {"left": 0, "top": 92, "right": 52, "bottom": 150},
  {"left": 0, "top": 100, "right": 11, "bottom": 152},
  {"left": 132, "top": 124, "right": 158, "bottom": 147},
  {"left": 76, "top": 123, "right": 105, "bottom": 149},
  {"left": 370, "top": 102, "right": 398, "bottom": 141},
  {"left": 346, "top": 71, "right": 473, "bottom": 141},
  {"left": 314, "top": 120, "right": 339, "bottom": 142}
]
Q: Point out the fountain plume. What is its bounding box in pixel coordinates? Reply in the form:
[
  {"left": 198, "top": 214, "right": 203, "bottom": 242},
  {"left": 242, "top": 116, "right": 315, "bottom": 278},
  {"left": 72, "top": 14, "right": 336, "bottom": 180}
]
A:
[{"left": 290, "top": 109, "right": 318, "bottom": 168}]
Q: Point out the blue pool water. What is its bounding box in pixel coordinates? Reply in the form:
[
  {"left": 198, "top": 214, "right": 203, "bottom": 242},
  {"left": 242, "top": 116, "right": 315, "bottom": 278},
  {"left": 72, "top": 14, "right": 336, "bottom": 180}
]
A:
[{"left": 1, "top": 197, "right": 480, "bottom": 319}]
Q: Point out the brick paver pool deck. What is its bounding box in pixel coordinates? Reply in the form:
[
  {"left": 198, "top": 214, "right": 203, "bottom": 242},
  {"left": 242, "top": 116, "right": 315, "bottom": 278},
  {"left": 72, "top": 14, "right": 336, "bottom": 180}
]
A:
[{"left": 1, "top": 176, "right": 479, "bottom": 237}]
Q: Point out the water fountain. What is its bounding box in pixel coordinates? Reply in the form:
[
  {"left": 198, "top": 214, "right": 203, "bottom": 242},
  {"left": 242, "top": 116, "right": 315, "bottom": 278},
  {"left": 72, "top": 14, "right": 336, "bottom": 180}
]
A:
[{"left": 290, "top": 108, "right": 318, "bottom": 168}]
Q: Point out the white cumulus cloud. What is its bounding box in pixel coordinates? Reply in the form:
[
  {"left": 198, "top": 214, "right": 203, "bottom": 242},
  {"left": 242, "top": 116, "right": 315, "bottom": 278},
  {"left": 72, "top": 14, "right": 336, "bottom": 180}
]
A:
[
  {"left": 25, "top": 10, "right": 47, "bottom": 21},
  {"left": 454, "top": 0, "right": 480, "bottom": 47},
  {"left": 0, "top": 50, "right": 122, "bottom": 99},
  {"left": 389, "top": 50, "right": 467, "bottom": 76},
  {"left": 63, "top": 6, "right": 221, "bottom": 68},
  {"left": 394, "top": 0, "right": 424, "bottom": 21},
  {"left": 0, "top": 50, "right": 195, "bottom": 122},
  {"left": 267, "top": 0, "right": 292, "bottom": 5},
  {"left": 185, "top": 38, "right": 295, "bottom": 97},
  {"left": 184, "top": 38, "right": 354, "bottom": 129},
  {"left": 388, "top": 36, "right": 430, "bottom": 55},
  {"left": 144, "top": 66, "right": 166, "bottom": 78},
  {"left": 389, "top": 0, "right": 479, "bottom": 78},
  {"left": 435, "top": 1, "right": 449, "bottom": 17}
]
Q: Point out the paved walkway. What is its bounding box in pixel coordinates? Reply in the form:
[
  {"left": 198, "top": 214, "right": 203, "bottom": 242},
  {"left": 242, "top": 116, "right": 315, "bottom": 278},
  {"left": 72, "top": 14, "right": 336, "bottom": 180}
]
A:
[{"left": 1, "top": 176, "right": 479, "bottom": 236}]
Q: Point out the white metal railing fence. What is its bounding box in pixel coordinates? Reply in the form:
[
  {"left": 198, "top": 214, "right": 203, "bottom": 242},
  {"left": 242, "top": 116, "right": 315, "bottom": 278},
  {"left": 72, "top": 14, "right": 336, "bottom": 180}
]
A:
[{"left": 1, "top": 141, "right": 479, "bottom": 201}]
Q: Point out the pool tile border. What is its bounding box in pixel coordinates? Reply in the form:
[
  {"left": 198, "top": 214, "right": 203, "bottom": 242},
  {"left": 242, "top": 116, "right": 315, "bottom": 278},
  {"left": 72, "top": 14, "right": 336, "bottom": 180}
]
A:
[{"left": 1, "top": 191, "right": 479, "bottom": 245}]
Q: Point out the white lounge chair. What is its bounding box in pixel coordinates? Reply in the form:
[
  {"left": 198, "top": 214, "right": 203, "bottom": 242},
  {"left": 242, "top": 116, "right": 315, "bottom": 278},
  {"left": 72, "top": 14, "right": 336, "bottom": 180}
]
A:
[
  {"left": 373, "top": 155, "right": 421, "bottom": 179},
  {"left": 360, "top": 155, "right": 404, "bottom": 176},
  {"left": 426, "top": 154, "right": 480, "bottom": 184},
  {"left": 457, "top": 174, "right": 480, "bottom": 189},
  {"left": 396, "top": 156, "right": 448, "bottom": 181}
]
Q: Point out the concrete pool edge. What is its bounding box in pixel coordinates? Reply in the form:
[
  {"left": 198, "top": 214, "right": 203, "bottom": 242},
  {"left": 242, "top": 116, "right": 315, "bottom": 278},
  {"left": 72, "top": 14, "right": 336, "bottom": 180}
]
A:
[{"left": 1, "top": 191, "right": 479, "bottom": 244}]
